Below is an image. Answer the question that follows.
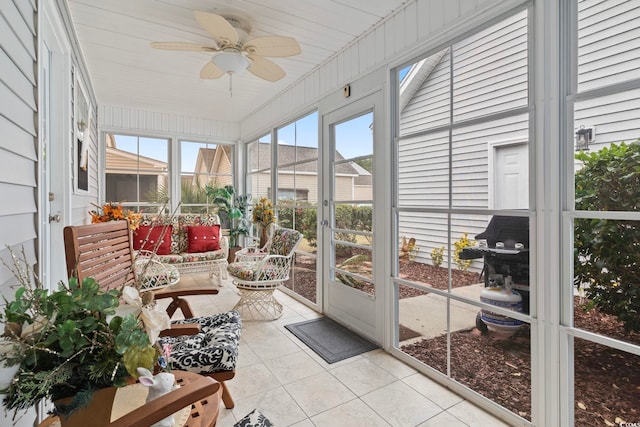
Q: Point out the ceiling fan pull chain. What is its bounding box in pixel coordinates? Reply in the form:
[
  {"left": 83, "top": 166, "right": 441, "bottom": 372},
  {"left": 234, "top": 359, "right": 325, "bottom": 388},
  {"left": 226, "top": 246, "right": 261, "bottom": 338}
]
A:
[{"left": 229, "top": 73, "right": 233, "bottom": 97}]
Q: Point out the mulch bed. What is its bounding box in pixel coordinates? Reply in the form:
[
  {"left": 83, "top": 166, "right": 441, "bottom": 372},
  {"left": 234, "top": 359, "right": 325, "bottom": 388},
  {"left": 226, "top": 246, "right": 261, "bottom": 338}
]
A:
[{"left": 401, "top": 296, "right": 640, "bottom": 425}]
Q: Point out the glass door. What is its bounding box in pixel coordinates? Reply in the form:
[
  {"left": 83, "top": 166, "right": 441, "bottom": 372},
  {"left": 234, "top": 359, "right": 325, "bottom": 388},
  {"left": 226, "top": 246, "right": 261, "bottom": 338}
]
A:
[{"left": 321, "top": 92, "right": 382, "bottom": 342}]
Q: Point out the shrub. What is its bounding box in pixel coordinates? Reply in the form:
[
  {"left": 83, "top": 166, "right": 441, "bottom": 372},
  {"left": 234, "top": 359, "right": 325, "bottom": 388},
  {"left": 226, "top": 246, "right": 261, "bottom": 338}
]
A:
[
  {"left": 431, "top": 246, "right": 444, "bottom": 267},
  {"left": 574, "top": 141, "right": 640, "bottom": 331},
  {"left": 453, "top": 233, "right": 474, "bottom": 271}
]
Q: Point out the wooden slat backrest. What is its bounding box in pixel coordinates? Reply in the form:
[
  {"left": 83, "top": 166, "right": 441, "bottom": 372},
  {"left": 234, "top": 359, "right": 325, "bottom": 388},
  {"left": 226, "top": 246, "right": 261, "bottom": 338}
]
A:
[{"left": 63, "top": 220, "right": 136, "bottom": 290}]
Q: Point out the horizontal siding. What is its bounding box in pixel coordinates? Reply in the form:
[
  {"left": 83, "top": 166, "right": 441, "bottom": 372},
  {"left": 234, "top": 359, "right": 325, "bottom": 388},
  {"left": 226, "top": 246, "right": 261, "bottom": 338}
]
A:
[
  {"left": 452, "top": 10, "right": 528, "bottom": 122},
  {"left": 578, "top": 0, "right": 640, "bottom": 91},
  {"left": 400, "top": 50, "right": 451, "bottom": 135},
  {"left": 575, "top": 87, "right": 640, "bottom": 146},
  {"left": 398, "top": 212, "right": 484, "bottom": 272},
  {"left": 398, "top": 131, "right": 449, "bottom": 208},
  {"left": 0, "top": 0, "right": 37, "bottom": 298}
]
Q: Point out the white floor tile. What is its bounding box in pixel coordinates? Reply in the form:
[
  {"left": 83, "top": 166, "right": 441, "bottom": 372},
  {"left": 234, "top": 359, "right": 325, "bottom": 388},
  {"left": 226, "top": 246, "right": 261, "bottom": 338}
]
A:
[
  {"left": 361, "top": 381, "right": 444, "bottom": 427},
  {"left": 284, "top": 371, "right": 357, "bottom": 417},
  {"left": 230, "top": 386, "right": 307, "bottom": 427},
  {"left": 364, "top": 349, "right": 417, "bottom": 379},
  {"left": 402, "top": 373, "right": 464, "bottom": 409},
  {"left": 245, "top": 329, "right": 301, "bottom": 360},
  {"left": 447, "top": 401, "right": 510, "bottom": 427},
  {"left": 311, "top": 398, "right": 391, "bottom": 427},
  {"left": 330, "top": 358, "right": 397, "bottom": 396},
  {"left": 289, "top": 420, "right": 315, "bottom": 427},
  {"left": 264, "top": 350, "right": 325, "bottom": 384},
  {"left": 418, "top": 411, "right": 469, "bottom": 427},
  {"left": 225, "top": 363, "right": 280, "bottom": 402}
]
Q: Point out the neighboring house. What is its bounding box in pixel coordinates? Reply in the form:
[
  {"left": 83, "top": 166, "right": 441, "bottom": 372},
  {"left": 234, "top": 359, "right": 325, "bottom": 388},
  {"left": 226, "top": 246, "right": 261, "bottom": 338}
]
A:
[
  {"left": 104, "top": 134, "right": 168, "bottom": 203},
  {"left": 398, "top": 7, "right": 640, "bottom": 267},
  {"left": 190, "top": 145, "right": 233, "bottom": 189},
  {"left": 247, "top": 142, "right": 370, "bottom": 202}
]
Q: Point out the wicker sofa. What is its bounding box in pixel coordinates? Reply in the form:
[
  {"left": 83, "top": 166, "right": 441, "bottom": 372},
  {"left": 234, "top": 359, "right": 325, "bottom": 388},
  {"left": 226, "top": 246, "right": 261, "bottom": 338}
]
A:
[{"left": 136, "top": 213, "right": 229, "bottom": 285}]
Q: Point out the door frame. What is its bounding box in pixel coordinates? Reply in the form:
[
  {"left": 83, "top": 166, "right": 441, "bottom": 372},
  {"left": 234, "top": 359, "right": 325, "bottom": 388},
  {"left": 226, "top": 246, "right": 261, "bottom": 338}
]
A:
[
  {"left": 39, "top": 1, "right": 72, "bottom": 291},
  {"left": 320, "top": 89, "right": 385, "bottom": 344}
]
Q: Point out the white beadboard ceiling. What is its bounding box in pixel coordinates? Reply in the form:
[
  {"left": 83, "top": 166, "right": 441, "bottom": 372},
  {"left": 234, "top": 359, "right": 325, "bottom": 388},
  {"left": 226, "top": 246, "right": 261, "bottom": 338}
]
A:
[{"left": 67, "top": 0, "right": 408, "bottom": 123}]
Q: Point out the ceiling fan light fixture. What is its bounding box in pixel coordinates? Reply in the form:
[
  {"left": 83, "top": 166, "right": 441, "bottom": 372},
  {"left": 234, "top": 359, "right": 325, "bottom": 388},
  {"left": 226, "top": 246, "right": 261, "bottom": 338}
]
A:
[{"left": 212, "top": 50, "right": 250, "bottom": 74}]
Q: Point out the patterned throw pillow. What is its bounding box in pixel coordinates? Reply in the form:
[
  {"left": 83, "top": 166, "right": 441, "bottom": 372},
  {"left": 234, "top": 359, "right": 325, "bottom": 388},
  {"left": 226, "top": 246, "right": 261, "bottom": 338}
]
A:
[
  {"left": 133, "top": 225, "right": 172, "bottom": 255},
  {"left": 233, "top": 409, "right": 274, "bottom": 427},
  {"left": 186, "top": 225, "right": 221, "bottom": 253}
]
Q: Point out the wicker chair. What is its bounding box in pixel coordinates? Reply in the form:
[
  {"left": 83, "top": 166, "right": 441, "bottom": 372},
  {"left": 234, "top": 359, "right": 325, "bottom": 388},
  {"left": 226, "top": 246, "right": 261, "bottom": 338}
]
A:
[{"left": 227, "top": 226, "right": 303, "bottom": 320}]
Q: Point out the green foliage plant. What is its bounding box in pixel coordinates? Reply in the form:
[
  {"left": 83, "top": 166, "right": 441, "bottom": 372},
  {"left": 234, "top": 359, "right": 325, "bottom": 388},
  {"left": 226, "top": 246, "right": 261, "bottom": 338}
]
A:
[
  {"left": 206, "top": 185, "right": 251, "bottom": 247},
  {"left": 431, "top": 246, "right": 444, "bottom": 267},
  {"left": 0, "top": 249, "right": 156, "bottom": 414},
  {"left": 574, "top": 141, "right": 640, "bottom": 331},
  {"left": 453, "top": 233, "right": 474, "bottom": 271}
]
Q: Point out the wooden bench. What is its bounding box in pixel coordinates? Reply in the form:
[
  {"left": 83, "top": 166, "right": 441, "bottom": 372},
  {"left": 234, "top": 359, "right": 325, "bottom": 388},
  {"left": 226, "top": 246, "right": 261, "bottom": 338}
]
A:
[{"left": 63, "top": 220, "right": 239, "bottom": 409}]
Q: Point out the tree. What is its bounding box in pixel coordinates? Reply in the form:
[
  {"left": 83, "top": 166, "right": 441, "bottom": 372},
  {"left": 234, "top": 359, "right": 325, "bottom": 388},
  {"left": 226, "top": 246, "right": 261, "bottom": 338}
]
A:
[{"left": 574, "top": 141, "right": 640, "bottom": 331}]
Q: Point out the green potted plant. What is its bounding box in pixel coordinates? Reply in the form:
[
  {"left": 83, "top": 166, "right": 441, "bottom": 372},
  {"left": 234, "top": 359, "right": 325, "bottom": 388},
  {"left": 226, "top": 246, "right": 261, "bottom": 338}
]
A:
[
  {"left": 206, "top": 185, "right": 252, "bottom": 261},
  {"left": 0, "top": 249, "right": 157, "bottom": 423}
]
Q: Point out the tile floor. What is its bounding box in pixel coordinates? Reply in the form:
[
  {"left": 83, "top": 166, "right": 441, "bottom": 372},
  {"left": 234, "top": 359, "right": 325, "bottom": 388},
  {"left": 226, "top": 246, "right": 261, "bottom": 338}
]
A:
[{"left": 173, "top": 272, "right": 510, "bottom": 427}]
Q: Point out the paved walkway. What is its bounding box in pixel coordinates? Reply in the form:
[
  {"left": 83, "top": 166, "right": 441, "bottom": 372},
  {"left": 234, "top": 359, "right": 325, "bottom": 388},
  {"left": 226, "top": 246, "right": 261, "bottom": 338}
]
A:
[{"left": 399, "top": 283, "right": 484, "bottom": 341}]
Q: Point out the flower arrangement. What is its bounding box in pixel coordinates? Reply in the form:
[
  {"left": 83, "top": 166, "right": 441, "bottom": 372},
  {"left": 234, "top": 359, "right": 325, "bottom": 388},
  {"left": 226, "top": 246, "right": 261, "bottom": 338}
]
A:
[
  {"left": 89, "top": 202, "right": 142, "bottom": 231},
  {"left": 0, "top": 249, "right": 158, "bottom": 415},
  {"left": 252, "top": 197, "right": 276, "bottom": 228}
]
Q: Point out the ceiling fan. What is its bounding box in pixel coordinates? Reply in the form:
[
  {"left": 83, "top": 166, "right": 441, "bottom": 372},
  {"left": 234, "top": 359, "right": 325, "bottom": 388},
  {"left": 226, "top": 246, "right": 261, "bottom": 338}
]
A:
[{"left": 151, "top": 10, "right": 301, "bottom": 85}]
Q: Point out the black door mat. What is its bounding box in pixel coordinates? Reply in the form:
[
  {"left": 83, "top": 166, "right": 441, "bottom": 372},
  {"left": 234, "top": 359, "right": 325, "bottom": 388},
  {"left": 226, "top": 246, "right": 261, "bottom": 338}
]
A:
[{"left": 284, "top": 317, "right": 378, "bottom": 364}]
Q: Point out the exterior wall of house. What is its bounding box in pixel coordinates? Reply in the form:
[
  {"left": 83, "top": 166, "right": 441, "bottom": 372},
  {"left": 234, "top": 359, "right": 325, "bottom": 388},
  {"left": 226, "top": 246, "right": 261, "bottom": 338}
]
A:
[
  {"left": 398, "top": 11, "right": 528, "bottom": 267},
  {"left": 276, "top": 173, "right": 318, "bottom": 202},
  {"left": 574, "top": 2, "right": 640, "bottom": 151},
  {"left": 250, "top": 171, "right": 356, "bottom": 204},
  {"left": 0, "top": 3, "right": 42, "bottom": 425},
  {"left": 0, "top": 2, "right": 39, "bottom": 289},
  {"left": 239, "top": 0, "right": 506, "bottom": 140}
]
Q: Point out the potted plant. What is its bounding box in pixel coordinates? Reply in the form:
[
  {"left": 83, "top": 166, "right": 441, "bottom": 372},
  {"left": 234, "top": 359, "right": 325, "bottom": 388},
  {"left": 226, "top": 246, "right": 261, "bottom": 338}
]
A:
[
  {"left": 0, "top": 249, "right": 158, "bottom": 424},
  {"left": 206, "top": 185, "right": 251, "bottom": 261},
  {"left": 252, "top": 197, "right": 276, "bottom": 248}
]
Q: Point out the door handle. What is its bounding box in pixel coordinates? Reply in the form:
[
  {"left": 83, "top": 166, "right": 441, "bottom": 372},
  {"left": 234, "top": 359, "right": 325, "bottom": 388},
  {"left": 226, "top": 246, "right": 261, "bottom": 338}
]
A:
[
  {"left": 48, "top": 214, "right": 61, "bottom": 223},
  {"left": 320, "top": 219, "right": 328, "bottom": 227}
]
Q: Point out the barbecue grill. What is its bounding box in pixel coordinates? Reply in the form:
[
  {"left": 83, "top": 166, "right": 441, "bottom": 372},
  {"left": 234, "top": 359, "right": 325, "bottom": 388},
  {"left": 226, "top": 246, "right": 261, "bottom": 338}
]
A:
[{"left": 460, "top": 215, "right": 530, "bottom": 332}]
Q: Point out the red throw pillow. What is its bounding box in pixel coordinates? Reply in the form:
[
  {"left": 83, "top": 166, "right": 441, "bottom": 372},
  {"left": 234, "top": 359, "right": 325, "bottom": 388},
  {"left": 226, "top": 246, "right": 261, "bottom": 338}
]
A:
[
  {"left": 187, "top": 225, "right": 221, "bottom": 253},
  {"left": 133, "top": 225, "right": 172, "bottom": 255}
]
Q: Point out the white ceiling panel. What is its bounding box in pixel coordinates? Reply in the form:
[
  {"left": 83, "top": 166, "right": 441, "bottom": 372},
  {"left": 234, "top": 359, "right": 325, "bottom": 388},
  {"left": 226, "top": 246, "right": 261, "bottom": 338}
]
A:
[{"left": 68, "top": 0, "right": 408, "bottom": 122}]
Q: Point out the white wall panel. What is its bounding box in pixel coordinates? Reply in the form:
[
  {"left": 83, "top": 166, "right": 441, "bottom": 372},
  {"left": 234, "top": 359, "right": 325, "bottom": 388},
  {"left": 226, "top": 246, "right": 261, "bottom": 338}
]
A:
[{"left": 100, "top": 104, "right": 240, "bottom": 140}]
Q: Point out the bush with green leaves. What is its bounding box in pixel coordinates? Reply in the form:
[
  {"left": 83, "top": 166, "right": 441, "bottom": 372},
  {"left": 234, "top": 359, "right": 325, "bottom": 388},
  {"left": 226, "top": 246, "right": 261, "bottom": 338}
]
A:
[
  {"left": 277, "top": 202, "right": 372, "bottom": 253},
  {"left": 0, "top": 259, "right": 156, "bottom": 414},
  {"left": 574, "top": 141, "right": 640, "bottom": 331}
]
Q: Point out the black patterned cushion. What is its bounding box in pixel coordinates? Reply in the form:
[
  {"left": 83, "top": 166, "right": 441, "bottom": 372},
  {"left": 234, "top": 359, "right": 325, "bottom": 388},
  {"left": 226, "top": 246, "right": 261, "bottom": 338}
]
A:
[
  {"left": 233, "top": 409, "right": 274, "bottom": 427},
  {"left": 158, "top": 310, "right": 241, "bottom": 374}
]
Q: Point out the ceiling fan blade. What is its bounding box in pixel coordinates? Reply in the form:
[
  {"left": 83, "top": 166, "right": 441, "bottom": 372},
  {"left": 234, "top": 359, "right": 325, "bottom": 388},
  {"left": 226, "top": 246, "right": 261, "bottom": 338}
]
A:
[
  {"left": 193, "top": 11, "right": 238, "bottom": 47},
  {"left": 244, "top": 36, "right": 301, "bottom": 57},
  {"left": 151, "top": 42, "right": 218, "bottom": 52},
  {"left": 200, "top": 61, "right": 225, "bottom": 79},
  {"left": 247, "top": 56, "right": 286, "bottom": 82}
]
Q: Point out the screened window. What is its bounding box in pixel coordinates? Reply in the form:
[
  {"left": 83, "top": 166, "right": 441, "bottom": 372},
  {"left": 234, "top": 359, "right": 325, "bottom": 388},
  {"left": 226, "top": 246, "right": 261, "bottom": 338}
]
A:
[
  {"left": 180, "top": 141, "right": 233, "bottom": 213},
  {"left": 105, "top": 133, "right": 169, "bottom": 213}
]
